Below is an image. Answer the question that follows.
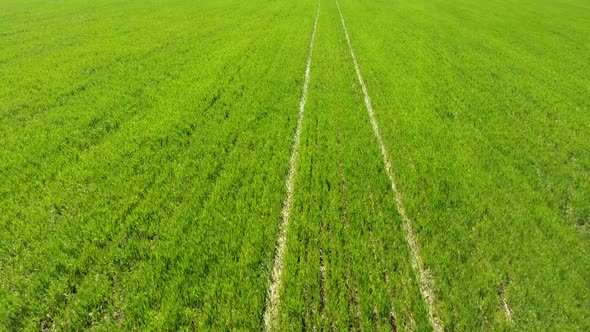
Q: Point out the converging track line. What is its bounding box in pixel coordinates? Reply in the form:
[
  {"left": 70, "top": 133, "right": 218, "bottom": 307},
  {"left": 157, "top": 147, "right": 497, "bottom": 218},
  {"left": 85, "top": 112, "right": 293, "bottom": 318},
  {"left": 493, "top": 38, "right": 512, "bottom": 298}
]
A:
[
  {"left": 263, "top": 2, "right": 320, "bottom": 330},
  {"left": 335, "top": 0, "right": 443, "bottom": 331}
]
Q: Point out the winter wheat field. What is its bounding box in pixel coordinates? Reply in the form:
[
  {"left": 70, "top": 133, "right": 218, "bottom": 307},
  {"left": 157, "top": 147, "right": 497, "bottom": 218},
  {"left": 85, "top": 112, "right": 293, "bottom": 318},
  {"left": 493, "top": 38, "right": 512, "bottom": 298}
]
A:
[{"left": 1, "top": 0, "right": 589, "bottom": 330}]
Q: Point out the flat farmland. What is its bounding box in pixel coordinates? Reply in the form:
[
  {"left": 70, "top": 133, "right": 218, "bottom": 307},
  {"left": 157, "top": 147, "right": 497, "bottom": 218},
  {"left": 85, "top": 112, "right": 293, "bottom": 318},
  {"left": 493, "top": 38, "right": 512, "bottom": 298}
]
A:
[{"left": 1, "top": 0, "right": 589, "bottom": 330}]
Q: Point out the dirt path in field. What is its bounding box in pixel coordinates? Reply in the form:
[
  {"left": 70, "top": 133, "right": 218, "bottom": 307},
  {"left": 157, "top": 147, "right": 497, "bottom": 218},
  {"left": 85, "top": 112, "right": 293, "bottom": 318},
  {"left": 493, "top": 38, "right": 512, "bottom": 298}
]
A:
[
  {"left": 335, "top": 0, "right": 442, "bottom": 331},
  {"left": 499, "top": 282, "right": 514, "bottom": 323},
  {"left": 263, "top": 2, "right": 321, "bottom": 330}
]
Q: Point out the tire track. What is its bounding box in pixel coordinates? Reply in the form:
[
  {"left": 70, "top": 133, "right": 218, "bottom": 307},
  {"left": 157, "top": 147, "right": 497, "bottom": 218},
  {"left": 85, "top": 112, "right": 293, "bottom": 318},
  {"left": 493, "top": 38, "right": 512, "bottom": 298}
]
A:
[
  {"left": 263, "top": 2, "right": 320, "bottom": 330},
  {"left": 499, "top": 282, "right": 513, "bottom": 323},
  {"left": 335, "top": 0, "right": 442, "bottom": 331}
]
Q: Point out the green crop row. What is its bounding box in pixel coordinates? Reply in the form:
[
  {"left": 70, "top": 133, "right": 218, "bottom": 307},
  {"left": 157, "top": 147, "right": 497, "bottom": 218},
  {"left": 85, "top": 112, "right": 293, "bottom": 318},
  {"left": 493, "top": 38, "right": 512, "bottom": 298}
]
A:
[
  {"left": 336, "top": 0, "right": 590, "bottom": 330},
  {"left": 1, "top": 0, "right": 318, "bottom": 329},
  {"left": 277, "top": 1, "right": 431, "bottom": 330},
  {"left": 1, "top": 0, "right": 588, "bottom": 330}
]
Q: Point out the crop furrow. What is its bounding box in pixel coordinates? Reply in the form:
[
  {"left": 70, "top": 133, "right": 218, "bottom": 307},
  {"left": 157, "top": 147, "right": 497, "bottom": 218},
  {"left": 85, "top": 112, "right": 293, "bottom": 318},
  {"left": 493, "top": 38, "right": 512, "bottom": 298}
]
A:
[
  {"left": 335, "top": 0, "right": 442, "bottom": 330},
  {"left": 263, "top": 1, "right": 320, "bottom": 329}
]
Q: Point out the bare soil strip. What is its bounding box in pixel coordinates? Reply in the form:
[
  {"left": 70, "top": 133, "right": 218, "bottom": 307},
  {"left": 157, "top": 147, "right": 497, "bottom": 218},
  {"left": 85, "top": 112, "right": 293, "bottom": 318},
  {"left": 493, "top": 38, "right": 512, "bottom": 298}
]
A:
[
  {"left": 263, "top": 2, "right": 321, "bottom": 330},
  {"left": 501, "top": 297, "right": 513, "bottom": 323},
  {"left": 349, "top": 283, "right": 364, "bottom": 332},
  {"left": 335, "top": 1, "right": 442, "bottom": 330},
  {"left": 499, "top": 282, "right": 514, "bottom": 323}
]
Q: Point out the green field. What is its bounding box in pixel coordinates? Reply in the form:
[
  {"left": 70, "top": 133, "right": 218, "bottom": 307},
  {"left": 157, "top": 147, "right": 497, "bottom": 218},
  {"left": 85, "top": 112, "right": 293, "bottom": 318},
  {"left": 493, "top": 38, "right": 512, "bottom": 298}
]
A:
[{"left": 1, "top": 0, "right": 589, "bottom": 330}]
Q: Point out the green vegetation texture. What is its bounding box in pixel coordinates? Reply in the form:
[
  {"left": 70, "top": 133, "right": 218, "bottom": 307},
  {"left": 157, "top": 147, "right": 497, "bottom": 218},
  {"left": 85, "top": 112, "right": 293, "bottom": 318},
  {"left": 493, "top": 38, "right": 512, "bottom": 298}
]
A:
[{"left": 1, "top": 0, "right": 588, "bottom": 330}]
